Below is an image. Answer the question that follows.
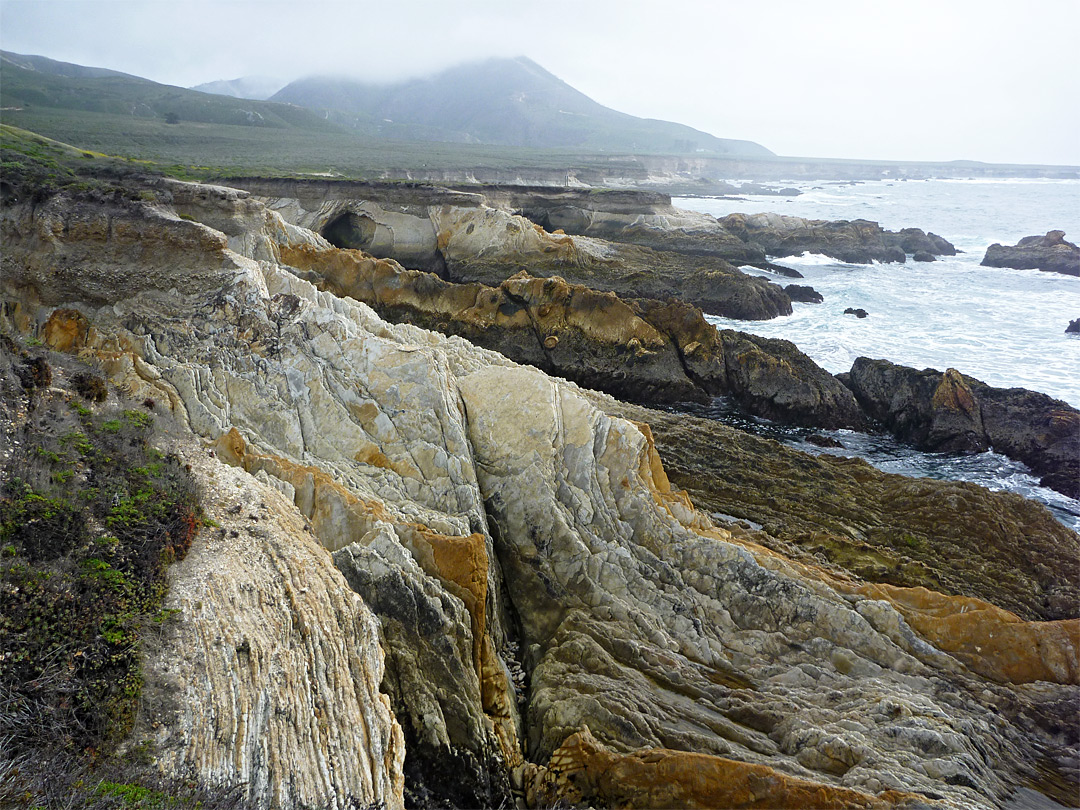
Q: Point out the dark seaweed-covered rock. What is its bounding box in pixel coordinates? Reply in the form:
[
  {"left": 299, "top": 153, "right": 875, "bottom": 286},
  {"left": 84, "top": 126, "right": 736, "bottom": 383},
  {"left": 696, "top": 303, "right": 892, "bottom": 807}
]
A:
[
  {"left": 805, "top": 433, "right": 843, "bottom": 448},
  {"left": 981, "top": 231, "right": 1080, "bottom": 277},
  {"left": 846, "top": 357, "right": 1080, "bottom": 498},
  {"left": 715, "top": 330, "right": 867, "bottom": 430},
  {"left": 784, "top": 284, "right": 824, "bottom": 303},
  {"left": 717, "top": 213, "right": 957, "bottom": 265},
  {"left": 883, "top": 227, "right": 957, "bottom": 257},
  {"left": 844, "top": 307, "right": 869, "bottom": 318},
  {"left": 600, "top": 399, "right": 1080, "bottom": 622}
]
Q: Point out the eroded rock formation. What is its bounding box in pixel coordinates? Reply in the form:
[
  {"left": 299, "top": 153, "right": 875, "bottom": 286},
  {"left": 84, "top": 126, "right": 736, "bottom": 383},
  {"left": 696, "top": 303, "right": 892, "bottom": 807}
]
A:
[
  {"left": 2, "top": 179, "right": 1077, "bottom": 810},
  {"left": 274, "top": 236, "right": 863, "bottom": 423},
  {"left": 226, "top": 178, "right": 796, "bottom": 320}
]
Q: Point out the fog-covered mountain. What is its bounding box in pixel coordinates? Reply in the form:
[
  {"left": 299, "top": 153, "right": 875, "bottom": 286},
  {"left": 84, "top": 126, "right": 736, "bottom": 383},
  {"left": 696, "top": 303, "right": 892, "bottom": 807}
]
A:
[
  {"left": 190, "top": 75, "right": 287, "bottom": 101},
  {"left": 271, "top": 56, "right": 773, "bottom": 155}
]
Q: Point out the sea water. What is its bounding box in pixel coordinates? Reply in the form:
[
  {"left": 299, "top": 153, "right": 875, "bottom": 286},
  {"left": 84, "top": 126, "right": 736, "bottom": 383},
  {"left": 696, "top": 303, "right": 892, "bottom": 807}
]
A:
[{"left": 674, "top": 179, "right": 1080, "bottom": 529}]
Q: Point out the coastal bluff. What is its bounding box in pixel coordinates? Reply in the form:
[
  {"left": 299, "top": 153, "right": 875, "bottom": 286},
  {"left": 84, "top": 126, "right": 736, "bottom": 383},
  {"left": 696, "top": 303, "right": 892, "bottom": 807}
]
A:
[{"left": 2, "top": 174, "right": 1078, "bottom": 810}]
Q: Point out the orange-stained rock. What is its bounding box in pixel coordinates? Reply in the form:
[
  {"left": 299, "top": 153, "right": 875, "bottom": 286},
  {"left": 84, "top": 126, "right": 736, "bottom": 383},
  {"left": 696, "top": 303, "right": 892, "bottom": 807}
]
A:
[
  {"left": 213, "top": 425, "right": 523, "bottom": 770},
  {"left": 858, "top": 583, "right": 1080, "bottom": 685},
  {"left": 42, "top": 307, "right": 89, "bottom": 352},
  {"left": 526, "top": 728, "right": 915, "bottom": 810}
]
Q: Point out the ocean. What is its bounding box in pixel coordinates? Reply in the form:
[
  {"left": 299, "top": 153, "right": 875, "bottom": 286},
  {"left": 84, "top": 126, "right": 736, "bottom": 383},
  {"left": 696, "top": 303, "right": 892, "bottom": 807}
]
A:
[{"left": 674, "top": 179, "right": 1080, "bottom": 529}]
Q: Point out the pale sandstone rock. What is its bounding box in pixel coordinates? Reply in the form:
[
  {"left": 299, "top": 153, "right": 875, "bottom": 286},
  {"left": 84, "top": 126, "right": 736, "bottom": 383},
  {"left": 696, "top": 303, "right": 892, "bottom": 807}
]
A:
[
  {"left": 2, "top": 185, "right": 1076, "bottom": 810},
  {"left": 135, "top": 447, "right": 404, "bottom": 810}
]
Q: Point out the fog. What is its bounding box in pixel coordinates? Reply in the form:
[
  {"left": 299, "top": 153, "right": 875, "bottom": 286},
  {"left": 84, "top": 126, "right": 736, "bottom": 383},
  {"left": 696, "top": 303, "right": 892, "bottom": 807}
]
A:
[{"left": 3, "top": 0, "right": 1078, "bottom": 165}]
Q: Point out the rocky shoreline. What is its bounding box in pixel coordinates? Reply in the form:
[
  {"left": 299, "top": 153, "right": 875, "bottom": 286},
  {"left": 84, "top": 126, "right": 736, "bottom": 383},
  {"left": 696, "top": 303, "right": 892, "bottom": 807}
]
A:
[{"left": 2, "top": 157, "right": 1078, "bottom": 810}]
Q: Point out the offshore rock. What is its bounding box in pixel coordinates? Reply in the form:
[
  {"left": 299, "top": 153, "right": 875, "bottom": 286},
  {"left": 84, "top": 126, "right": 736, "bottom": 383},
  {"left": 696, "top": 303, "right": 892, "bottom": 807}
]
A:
[
  {"left": 785, "top": 283, "right": 824, "bottom": 303},
  {"left": 883, "top": 228, "right": 957, "bottom": 257},
  {"left": 846, "top": 357, "right": 1080, "bottom": 498},
  {"left": 1067, "top": 318, "right": 1080, "bottom": 334},
  {"left": 982, "top": 230, "right": 1080, "bottom": 277},
  {"left": 4, "top": 179, "right": 1078, "bottom": 809},
  {"left": 719, "top": 213, "right": 956, "bottom": 265}
]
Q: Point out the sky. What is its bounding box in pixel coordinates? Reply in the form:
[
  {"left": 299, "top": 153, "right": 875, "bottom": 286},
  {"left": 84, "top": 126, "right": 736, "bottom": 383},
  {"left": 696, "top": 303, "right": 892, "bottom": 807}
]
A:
[{"left": 2, "top": 0, "right": 1078, "bottom": 165}]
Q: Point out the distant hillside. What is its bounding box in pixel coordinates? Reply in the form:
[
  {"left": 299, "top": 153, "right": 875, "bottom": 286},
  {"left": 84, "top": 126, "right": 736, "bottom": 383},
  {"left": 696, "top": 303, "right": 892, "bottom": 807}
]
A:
[
  {"left": 271, "top": 56, "right": 773, "bottom": 156},
  {"left": 0, "top": 51, "right": 342, "bottom": 132},
  {"left": 190, "top": 76, "right": 286, "bottom": 101},
  {"left": 0, "top": 51, "right": 135, "bottom": 80}
]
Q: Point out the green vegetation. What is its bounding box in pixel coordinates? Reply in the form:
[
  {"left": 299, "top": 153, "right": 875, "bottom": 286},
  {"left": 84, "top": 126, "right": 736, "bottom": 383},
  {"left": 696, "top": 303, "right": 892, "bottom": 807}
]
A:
[
  {"left": 0, "top": 345, "right": 200, "bottom": 761},
  {"left": 0, "top": 124, "right": 170, "bottom": 202},
  {"left": 0, "top": 406, "right": 199, "bottom": 755}
]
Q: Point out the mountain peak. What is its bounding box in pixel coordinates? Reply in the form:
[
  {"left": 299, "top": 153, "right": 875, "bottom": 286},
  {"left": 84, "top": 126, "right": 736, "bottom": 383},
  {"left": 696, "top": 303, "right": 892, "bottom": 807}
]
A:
[{"left": 270, "top": 57, "right": 772, "bottom": 156}]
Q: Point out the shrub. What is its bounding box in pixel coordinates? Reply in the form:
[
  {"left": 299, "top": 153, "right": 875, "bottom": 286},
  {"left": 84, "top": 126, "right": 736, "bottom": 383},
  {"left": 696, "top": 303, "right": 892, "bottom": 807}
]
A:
[{"left": 72, "top": 371, "right": 109, "bottom": 402}]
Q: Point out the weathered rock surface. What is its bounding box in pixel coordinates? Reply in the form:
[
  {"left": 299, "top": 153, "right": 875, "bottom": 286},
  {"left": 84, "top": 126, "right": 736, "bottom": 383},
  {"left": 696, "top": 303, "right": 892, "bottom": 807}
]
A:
[
  {"left": 719, "top": 213, "right": 956, "bottom": 264},
  {"left": 276, "top": 238, "right": 864, "bottom": 425},
  {"left": 714, "top": 329, "right": 867, "bottom": 429},
  {"left": 982, "top": 230, "right": 1080, "bottom": 277},
  {"left": 226, "top": 178, "right": 796, "bottom": 320},
  {"left": 846, "top": 358, "right": 1080, "bottom": 498},
  {"left": 601, "top": 400, "right": 1080, "bottom": 623},
  {"left": 3, "top": 180, "right": 1078, "bottom": 809},
  {"left": 135, "top": 451, "right": 406, "bottom": 810}
]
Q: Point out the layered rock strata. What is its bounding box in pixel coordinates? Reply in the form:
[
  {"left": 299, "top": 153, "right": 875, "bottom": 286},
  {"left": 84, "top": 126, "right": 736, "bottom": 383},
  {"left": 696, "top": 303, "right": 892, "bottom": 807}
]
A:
[
  {"left": 845, "top": 358, "right": 1080, "bottom": 498},
  {"left": 227, "top": 178, "right": 795, "bottom": 320},
  {"left": 276, "top": 237, "right": 864, "bottom": 424},
  {"left": 136, "top": 450, "right": 406, "bottom": 810},
  {"left": 2, "top": 181, "right": 1078, "bottom": 809},
  {"left": 981, "top": 230, "right": 1080, "bottom": 277}
]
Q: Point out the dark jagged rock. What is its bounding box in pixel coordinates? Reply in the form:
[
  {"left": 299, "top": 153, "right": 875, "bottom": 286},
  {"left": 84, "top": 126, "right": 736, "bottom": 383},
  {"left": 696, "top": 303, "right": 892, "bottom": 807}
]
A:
[
  {"left": 601, "top": 399, "right": 1080, "bottom": 622},
  {"left": 714, "top": 330, "right": 867, "bottom": 430},
  {"left": 846, "top": 357, "right": 1080, "bottom": 498},
  {"left": 784, "top": 283, "right": 823, "bottom": 303},
  {"left": 981, "top": 231, "right": 1080, "bottom": 277},
  {"left": 717, "top": 213, "right": 957, "bottom": 265},
  {"left": 805, "top": 433, "right": 843, "bottom": 448},
  {"left": 844, "top": 307, "right": 869, "bottom": 318},
  {"left": 1067, "top": 318, "right": 1080, "bottom": 334},
  {"left": 883, "top": 227, "right": 957, "bottom": 257}
]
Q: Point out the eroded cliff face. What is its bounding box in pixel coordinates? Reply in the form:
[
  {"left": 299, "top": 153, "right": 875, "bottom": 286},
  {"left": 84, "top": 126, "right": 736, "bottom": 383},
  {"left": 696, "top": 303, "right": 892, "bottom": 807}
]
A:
[
  {"left": 2, "top": 182, "right": 1078, "bottom": 810},
  {"left": 226, "top": 178, "right": 796, "bottom": 321}
]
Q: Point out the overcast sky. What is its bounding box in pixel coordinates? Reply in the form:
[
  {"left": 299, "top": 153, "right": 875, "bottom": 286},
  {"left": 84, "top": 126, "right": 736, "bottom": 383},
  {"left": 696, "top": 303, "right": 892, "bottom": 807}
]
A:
[{"left": 3, "top": 0, "right": 1078, "bottom": 165}]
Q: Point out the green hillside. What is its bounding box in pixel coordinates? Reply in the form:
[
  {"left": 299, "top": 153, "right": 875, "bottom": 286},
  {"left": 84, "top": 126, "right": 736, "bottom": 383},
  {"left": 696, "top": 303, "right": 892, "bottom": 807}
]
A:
[{"left": 1, "top": 51, "right": 342, "bottom": 132}]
